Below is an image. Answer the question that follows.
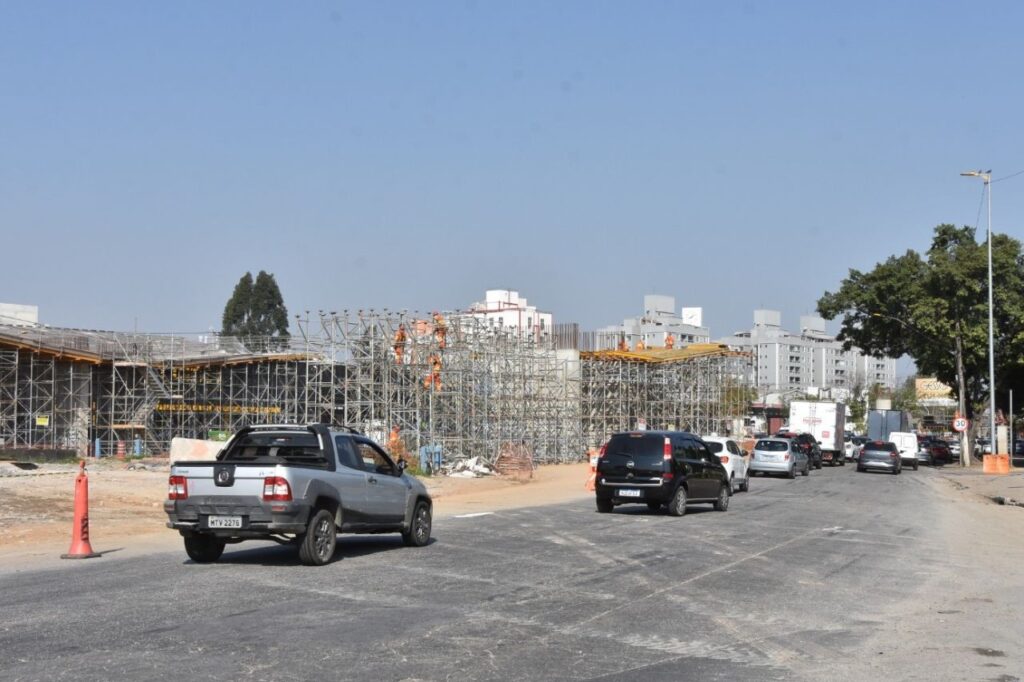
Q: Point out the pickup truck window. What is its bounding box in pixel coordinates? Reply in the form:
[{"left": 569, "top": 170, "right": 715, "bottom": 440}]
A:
[
  {"left": 334, "top": 436, "right": 361, "bottom": 470},
  {"left": 355, "top": 441, "right": 395, "bottom": 475},
  {"left": 219, "top": 431, "right": 329, "bottom": 468}
]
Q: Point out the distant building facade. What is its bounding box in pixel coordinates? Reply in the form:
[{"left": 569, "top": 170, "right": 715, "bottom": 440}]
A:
[
  {"left": 595, "top": 295, "right": 710, "bottom": 350},
  {"left": 466, "top": 289, "right": 553, "bottom": 343},
  {"left": 717, "top": 310, "right": 897, "bottom": 399},
  {"left": 0, "top": 303, "right": 39, "bottom": 326}
]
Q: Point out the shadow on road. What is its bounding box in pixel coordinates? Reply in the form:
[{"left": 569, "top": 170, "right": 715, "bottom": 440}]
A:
[{"left": 185, "top": 535, "right": 437, "bottom": 566}]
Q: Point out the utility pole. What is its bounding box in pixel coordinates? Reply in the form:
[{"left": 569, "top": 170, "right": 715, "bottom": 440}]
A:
[{"left": 961, "top": 169, "right": 995, "bottom": 465}]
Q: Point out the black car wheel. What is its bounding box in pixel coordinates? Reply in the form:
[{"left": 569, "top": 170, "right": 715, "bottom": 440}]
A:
[
  {"left": 184, "top": 535, "right": 225, "bottom": 564},
  {"left": 913, "top": 462, "right": 919, "bottom": 471},
  {"left": 815, "top": 459, "right": 823, "bottom": 470},
  {"left": 596, "top": 497, "right": 613, "bottom": 513},
  {"left": 402, "top": 500, "right": 432, "bottom": 547},
  {"left": 802, "top": 461, "right": 810, "bottom": 476},
  {"left": 298, "top": 508, "right": 337, "bottom": 566},
  {"left": 667, "top": 486, "right": 687, "bottom": 517},
  {"left": 713, "top": 484, "right": 730, "bottom": 512}
]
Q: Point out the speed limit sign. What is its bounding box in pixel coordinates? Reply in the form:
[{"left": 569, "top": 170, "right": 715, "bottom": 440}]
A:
[{"left": 952, "top": 416, "right": 969, "bottom": 432}]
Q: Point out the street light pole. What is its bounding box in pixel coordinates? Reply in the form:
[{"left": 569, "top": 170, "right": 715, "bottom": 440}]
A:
[{"left": 961, "top": 170, "right": 995, "bottom": 461}]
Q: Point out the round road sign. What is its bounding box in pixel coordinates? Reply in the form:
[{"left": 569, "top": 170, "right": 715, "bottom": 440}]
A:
[{"left": 952, "top": 416, "right": 969, "bottom": 432}]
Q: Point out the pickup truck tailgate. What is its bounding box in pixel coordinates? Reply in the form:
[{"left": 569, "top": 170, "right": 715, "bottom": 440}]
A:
[{"left": 167, "top": 463, "right": 310, "bottom": 533}]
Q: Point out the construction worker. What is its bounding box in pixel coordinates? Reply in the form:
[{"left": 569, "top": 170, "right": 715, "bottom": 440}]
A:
[
  {"left": 665, "top": 332, "right": 676, "bottom": 349},
  {"left": 393, "top": 323, "right": 407, "bottom": 364},
  {"left": 424, "top": 353, "right": 443, "bottom": 391},
  {"left": 617, "top": 337, "right": 628, "bottom": 351},
  {"left": 635, "top": 339, "right": 646, "bottom": 351},
  {"left": 433, "top": 312, "right": 448, "bottom": 350},
  {"left": 388, "top": 426, "right": 406, "bottom": 458}
]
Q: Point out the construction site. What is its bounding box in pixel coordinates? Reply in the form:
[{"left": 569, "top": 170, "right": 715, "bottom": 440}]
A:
[{"left": 0, "top": 313, "right": 752, "bottom": 465}]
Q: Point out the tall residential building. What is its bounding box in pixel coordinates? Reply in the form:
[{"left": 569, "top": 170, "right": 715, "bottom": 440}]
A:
[
  {"left": 717, "top": 310, "right": 897, "bottom": 399},
  {"left": 595, "top": 295, "right": 710, "bottom": 350}
]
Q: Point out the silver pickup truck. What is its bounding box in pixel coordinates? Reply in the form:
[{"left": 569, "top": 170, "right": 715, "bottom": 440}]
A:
[{"left": 165, "top": 423, "right": 432, "bottom": 566}]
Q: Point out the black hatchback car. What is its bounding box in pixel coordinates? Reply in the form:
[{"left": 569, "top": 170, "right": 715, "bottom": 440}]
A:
[{"left": 594, "top": 431, "right": 731, "bottom": 516}]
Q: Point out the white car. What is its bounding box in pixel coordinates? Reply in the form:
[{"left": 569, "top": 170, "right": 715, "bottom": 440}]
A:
[{"left": 703, "top": 436, "right": 750, "bottom": 493}]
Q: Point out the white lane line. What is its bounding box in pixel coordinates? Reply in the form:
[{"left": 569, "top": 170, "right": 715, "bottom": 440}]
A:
[{"left": 453, "top": 512, "right": 495, "bottom": 518}]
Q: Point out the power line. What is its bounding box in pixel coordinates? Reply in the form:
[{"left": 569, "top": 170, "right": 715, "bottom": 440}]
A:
[{"left": 993, "top": 169, "right": 1024, "bottom": 183}]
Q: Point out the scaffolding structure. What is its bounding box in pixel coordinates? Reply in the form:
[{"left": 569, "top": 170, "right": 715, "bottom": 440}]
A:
[
  {"left": 580, "top": 346, "right": 752, "bottom": 447},
  {"left": 0, "top": 317, "right": 751, "bottom": 464}
]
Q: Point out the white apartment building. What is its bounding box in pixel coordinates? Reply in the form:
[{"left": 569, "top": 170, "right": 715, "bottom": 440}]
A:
[
  {"left": 717, "top": 310, "right": 897, "bottom": 399},
  {"left": 596, "top": 295, "right": 710, "bottom": 350},
  {"left": 466, "top": 289, "right": 553, "bottom": 342}
]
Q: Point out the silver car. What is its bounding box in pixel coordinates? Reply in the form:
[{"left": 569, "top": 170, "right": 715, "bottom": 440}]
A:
[
  {"left": 857, "top": 440, "right": 902, "bottom": 474},
  {"left": 749, "top": 438, "right": 809, "bottom": 479}
]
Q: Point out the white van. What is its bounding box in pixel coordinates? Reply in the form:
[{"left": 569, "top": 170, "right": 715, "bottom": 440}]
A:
[{"left": 889, "top": 432, "right": 921, "bottom": 470}]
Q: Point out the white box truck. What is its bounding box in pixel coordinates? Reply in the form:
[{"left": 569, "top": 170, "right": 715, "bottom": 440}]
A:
[{"left": 789, "top": 400, "right": 847, "bottom": 466}]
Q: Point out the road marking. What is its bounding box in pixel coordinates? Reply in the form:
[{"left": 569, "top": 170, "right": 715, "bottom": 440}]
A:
[{"left": 453, "top": 512, "right": 495, "bottom": 518}]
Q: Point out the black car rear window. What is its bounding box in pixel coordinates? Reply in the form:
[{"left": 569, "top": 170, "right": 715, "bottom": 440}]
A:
[
  {"left": 605, "top": 434, "right": 667, "bottom": 468},
  {"left": 755, "top": 440, "right": 788, "bottom": 451},
  {"left": 219, "top": 431, "right": 328, "bottom": 467}
]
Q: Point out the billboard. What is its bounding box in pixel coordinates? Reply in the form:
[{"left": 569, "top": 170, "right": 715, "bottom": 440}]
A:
[{"left": 916, "top": 377, "right": 953, "bottom": 400}]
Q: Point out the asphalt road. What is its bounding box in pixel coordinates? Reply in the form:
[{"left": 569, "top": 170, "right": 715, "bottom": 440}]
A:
[{"left": 2, "top": 464, "right": 1021, "bottom": 681}]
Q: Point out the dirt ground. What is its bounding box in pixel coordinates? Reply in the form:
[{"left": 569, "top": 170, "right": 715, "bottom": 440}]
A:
[{"left": 0, "top": 459, "right": 592, "bottom": 567}]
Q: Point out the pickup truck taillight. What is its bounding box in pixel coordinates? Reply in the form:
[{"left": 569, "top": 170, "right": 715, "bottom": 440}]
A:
[
  {"left": 262, "top": 476, "right": 292, "bottom": 502},
  {"left": 168, "top": 475, "right": 188, "bottom": 500}
]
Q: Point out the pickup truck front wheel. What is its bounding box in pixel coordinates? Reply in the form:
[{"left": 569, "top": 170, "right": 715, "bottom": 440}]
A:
[
  {"left": 298, "top": 509, "right": 337, "bottom": 566},
  {"left": 184, "top": 535, "right": 225, "bottom": 563},
  {"left": 402, "top": 500, "right": 432, "bottom": 547}
]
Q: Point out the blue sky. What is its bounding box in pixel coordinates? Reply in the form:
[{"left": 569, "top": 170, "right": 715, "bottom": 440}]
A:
[{"left": 2, "top": 1, "right": 1021, "bottom": 351}]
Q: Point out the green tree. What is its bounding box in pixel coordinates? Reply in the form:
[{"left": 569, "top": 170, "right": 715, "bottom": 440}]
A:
[
  {"left": 221, "top": 271, "right": 291, "bottom": 351},
  {"left": 817, "top": 224, "right": 1024, "bottom": 462}
]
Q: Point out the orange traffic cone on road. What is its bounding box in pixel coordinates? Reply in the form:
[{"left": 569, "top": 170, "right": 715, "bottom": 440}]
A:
[{"left": 61, "top": 461, "right": 100, "bottom": 560}]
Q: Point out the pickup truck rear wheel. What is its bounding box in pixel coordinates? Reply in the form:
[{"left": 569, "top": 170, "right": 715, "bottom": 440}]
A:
[
  {"left": 298, "top": 509, "right": 336, "bottom": 566},
  {"left": 184, "top": 535, "right": 225, "bottom": 563},
  {"left": 402, "top": 500, "right": 432, "bottom": 547}
]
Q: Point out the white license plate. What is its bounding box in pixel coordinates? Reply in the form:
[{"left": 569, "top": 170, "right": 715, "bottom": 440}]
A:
[
  {"left": 618, "top": 489, "right": 642, "bottom": 498},
  {"left": 208, "top": 515, "right": 242, "bottom": 529}
]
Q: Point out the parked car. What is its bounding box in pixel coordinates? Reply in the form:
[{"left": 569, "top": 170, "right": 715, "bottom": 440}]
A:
[
  {"left": 165, "top": 424, "right": 433, "bottom": 565},
  {"left": 779, "top": 432, "right": 823, "bottom": 469},
  {"left": 1013, "top": 440, "right": 1024, "bottom": 467},
  {"left": 703, "top": 436, "right": 750, "bottom": 493},
  {"left": 918, "top": 436, "right": 952, "bottom": 466},
  {"left": 595, "top": 431, "right": 731, "bottom": 515},
  {"left": 750, "top": 438, "right": 809, "bottom": 479},
  {"left": 976, "top": 438, "right": 992, "bottom": 456},
  {"left": 857, "top": 440, "right": 902, "bottom": 474},
  {"left": 849, "top": 436, "right": 869, "bottom": 462}
]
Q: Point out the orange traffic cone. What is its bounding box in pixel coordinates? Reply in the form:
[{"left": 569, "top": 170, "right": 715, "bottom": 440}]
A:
[{"left": 61, "top": 461, "right": 101, "bottom": 560}]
